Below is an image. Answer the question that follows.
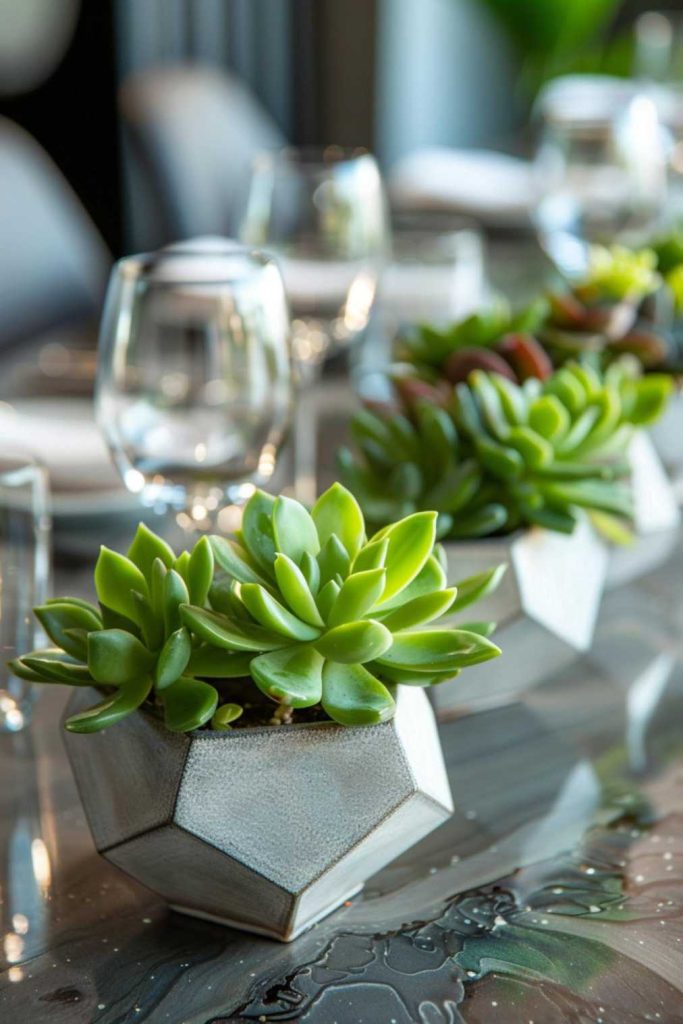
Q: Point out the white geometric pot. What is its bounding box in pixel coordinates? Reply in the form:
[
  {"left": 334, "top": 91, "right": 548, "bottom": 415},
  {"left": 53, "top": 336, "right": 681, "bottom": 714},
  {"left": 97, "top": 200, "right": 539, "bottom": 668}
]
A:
[
  {"left": 605, "top": 432, "right": 680, "bottom": 590},
  {"left": 650, "top": 388, "right": 683, "bottom": 474},
  {"left": 64, "top": 685, "right": 452, "bottom": 941},
  {"left": 430, "top": 517, "right": 608, "bottom": 719}
]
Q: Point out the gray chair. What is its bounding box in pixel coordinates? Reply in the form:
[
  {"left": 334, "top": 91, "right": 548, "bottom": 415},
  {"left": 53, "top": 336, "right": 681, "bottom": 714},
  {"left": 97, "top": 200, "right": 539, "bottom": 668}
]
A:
[
  {"left": 119, "top": 65, "right": 286, "bottom": 248},
  {"left": 0, "top": 116, "right": 110, "bottom": 350}
]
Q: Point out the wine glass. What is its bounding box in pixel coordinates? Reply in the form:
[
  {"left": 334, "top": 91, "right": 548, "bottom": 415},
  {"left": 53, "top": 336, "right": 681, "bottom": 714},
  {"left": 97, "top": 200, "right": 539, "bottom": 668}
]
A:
[
  {"left": 239, "top": 147, "right": 388, "bottom": 503},
  {"left": 240, "top": 146, "right": 389, "bottom": 379},
  {"left": 95, "top": 247, "right": 292, "bottom": 532},
  {"left": 533, "top": 78, "right": 668, "bottom": 277}
]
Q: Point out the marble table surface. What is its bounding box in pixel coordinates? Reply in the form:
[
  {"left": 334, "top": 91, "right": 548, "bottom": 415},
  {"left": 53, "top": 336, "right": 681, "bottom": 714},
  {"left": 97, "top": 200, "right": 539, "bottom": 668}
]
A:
[
  {"left": 1, "top": 234, "right": 682, "bottom": 1022},
  {"left": 2, "top": 514, "right": 683, "bottom": 1023}
]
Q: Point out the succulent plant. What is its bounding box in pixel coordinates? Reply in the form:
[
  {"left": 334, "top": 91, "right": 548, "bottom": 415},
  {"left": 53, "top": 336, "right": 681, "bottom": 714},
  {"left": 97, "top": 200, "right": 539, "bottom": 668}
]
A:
[
  {"left": 183, "top": 485, "right": 502, "bottom": 724},
  {"left": 541, "top": 245, "right": 669, "bottom": 369},
  {"left": 573, "top": 244, "right": 660, "bottom": 305},
  {"left": 12, "top": 486, "right": 503, "bottom": 732},
  {"left": 339, "top": 361, "right": 673, "bottom": 540},
  {"left": 396, "top": 298, "right": 553, "bottom": 386},
  {"left": 11, "top": 524, "right": 229, "bottom": 734}
]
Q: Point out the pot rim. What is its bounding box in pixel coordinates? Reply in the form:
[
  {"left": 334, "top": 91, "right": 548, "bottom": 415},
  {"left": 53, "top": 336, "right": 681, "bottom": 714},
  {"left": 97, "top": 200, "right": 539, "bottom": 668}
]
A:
[{"left": 64, "top": 682, "right": 411, "bottom": 741}]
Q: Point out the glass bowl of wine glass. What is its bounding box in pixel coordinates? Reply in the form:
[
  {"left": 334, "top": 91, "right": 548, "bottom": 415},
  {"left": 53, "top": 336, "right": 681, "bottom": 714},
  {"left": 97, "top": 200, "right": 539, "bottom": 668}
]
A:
[
  {"left": 96, "top": 246, "right": 292, "bottom": 532},
  {"left": 240, "top": 145, "right": 389, "bottom": 380}
]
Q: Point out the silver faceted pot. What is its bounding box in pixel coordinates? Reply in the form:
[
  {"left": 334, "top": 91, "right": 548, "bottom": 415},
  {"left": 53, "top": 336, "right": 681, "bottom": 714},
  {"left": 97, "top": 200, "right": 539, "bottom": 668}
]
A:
[
  {"left": 605, "top": 432, "right": 680, "bottom": 590},
  {"left": 63, "top": 685, "right": 453, "bottom": 941},
  {"left": 431, "top": 517, "right": 608, "bottom": 718}
]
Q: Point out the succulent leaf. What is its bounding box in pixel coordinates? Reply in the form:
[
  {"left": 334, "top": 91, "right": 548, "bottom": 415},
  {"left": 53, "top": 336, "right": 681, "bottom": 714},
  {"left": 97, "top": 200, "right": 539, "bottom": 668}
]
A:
[
  {"left": 316, "top": 579, "right": 341, "bottom": 621},
  {"left": 321, "top": 661, "right": 395, "bottom": 725},
  {"left": 274, "top": 554, "right": 325, "bottom": 627},
  {"left": 210, "top": 536, "right": 270, "bottom": 586},
  {"left": 315, "top": 620, "right": 393, "bottom": 663},
  {"left": 65, "top": 676, "right": 153, "bottom": 733},
  {"left": 88, "top": 629, "right": 155, "bottom": 685},
  {"left": 241, "top": 490, "right": 277, "bottom": 572},
  {"left": 311, "top": 482, "right": 365, "bottom": 561},
  {"left": 187, "top": 536, "right": 214, "bottom": 606},
  {"left": 187, "top": 645, "right": 253, "bottom": 678},
  {"left": 375, "top": 511, "right": 437, "bottom": 606},
  {"left": 379, "top": 588, "right": 458, "bottom": 631},
  {"left": 94, "top": 547, "right": 149, "bottom": 623},
  {"left": 34, "top": 601, "right": 101, "bottom": 660},
  {"left": 449, "top": 565, "right": 507, "bottom": 613},
  {"left": 180, "top": 605, "right": 283, "bottom": 652},
  {"left": 21, "top": 653, "right": 93, "bottom": 685},
  {"left": 155, "top": 627, "right": 192, "bottom": 689},
  {"left": 351, "top": 536, "right": 389, "bottom": 573},
  {"left": 162, "top": 676, "right": 218, "bottom": 732},
  {"left": 211, "top": 703, "right": 243, "bottom": 730},
  {"left": 272, "top": 495, "right": 320, "bottom": 563},
  {"left": 377, "top": 628, "right": 500, "bottom": 673},
  {"left": 237, "top": 582, "right": 322, "bottom": 641},
  {"left": 317, "top": 534, "right": 351, "bottom": 587},
  {"left": 327, "top": 568, "right": 386, "bottom": 627},
  {"left": 163, "top": 569, "right": 190, "bottom": 637},
  {"left": 251, "top": 647, "right": 324, "bottom": 707},
  {"left": 127, "top": 522, "right": 175, "bottom": 580}
]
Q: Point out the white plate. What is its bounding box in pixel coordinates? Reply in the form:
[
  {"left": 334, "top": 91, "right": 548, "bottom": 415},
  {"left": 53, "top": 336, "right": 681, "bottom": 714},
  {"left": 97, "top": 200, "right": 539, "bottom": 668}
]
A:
[
  {"left": 0, "top": 397, "right": 142, "bottom": 521},
  {"left": 390, "top": 147, "right": 535, "bottom": 229}
]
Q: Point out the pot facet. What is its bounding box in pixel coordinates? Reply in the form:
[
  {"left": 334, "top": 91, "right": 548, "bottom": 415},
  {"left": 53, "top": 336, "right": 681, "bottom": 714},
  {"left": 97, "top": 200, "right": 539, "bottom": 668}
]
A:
[
  {"left": 64, "top": 685, "right": 452, "bottom": 941},
  {"left": 431, "top": 517, "right": 608, "bottom": 717},
  {"left": 605, "top": 432, "right": 680, "bottom": 590}
]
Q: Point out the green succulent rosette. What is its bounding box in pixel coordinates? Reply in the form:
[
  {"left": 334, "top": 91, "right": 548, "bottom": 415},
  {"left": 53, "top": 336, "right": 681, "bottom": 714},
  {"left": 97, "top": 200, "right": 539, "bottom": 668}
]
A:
[
  {"left": 542, "top": 245, "right": 670, "bottom": 369},
  {"left": 395, "top": 297, "right": 553, "bottom": 388},
  {"left": 12, "top": 485, "right": 503, "bottom": 733},
  {"left": 339, "top": 361, "right": 673, "bottom": 540}
]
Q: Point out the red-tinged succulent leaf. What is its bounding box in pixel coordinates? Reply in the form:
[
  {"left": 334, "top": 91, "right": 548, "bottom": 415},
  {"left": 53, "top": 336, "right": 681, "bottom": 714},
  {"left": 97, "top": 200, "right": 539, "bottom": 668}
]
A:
[
  {"left": 495, "top": 333, "right": 553, "bottom": 381},
  {"left": 443, "top": 346, "right": 517, "bottom": 385},
  {"left": 579, "top": 300, "right": 636, "bottom": 340},
  {"left": 609, "top": 327, "right": 669, "bottom": 368},
  {"left": 393, "top": 374, "right": 453, "bottom": 410}
]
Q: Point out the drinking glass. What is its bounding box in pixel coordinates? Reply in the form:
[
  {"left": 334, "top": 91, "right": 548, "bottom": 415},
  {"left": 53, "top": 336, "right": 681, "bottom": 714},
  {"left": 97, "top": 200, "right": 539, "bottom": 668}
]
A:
[
  {"left": 634, "top": 12, "right": 683, "bottom": 222},
  {"left": 384, "top": 212, "right": 487, "bottom": 327},
  {"left": 533, "top": 78, "right": 668, "bottom": 277},
  {"left": 240, "top": 146, "right": 389, "bottom": 378},
  {"left": 96, "top": 248, "right": 292, "bottom": 532},
  {"left": 0, "top": 453, "right": 51, "bottom": 732}
]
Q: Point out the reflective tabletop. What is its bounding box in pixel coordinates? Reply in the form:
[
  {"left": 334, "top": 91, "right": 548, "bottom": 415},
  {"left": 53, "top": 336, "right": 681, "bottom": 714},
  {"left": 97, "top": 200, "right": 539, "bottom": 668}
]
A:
[{"left": 1, "top": 517, "right": 683, "bottom": 1023}]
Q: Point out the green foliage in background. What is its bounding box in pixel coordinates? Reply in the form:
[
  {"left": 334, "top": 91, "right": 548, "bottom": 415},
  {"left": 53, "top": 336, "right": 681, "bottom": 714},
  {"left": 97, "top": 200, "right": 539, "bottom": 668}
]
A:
[
  {"left": 542, "top": 245, "right": 672, "bottom": 370},
  {"left": 477, "top": 0, "right": 623, "bottom": 93},
  {"left": 396, "top": 297, "right": 552, "bottom": 385},
  {"left": 339, "top": 361, "right": 672, "bottom": 541}
]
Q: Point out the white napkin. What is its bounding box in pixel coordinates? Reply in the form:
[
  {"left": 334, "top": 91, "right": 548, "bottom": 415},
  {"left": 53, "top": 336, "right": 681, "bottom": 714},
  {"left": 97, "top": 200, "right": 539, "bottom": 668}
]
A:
[
  {"left": 390, "top": 147, "right": 536, "bottom": 227},
  {"left": 0, "top": 398, "right": 121, "bottom": 494}
]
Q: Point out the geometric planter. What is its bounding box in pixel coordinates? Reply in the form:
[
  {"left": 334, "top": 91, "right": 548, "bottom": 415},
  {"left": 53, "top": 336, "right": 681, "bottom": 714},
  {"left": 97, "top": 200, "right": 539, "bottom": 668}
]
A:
[
  {"left": 650, "top": 387, "right": 683, "bottom": 476},
  {"left": 429, "top": 517, "right": 608, "bottom": 719},
  {"left": 605, "top": 431, "right": 680, "bottom": 590},
  {"left": 63, "top": 685, "right": 452, "bottom": 941}
]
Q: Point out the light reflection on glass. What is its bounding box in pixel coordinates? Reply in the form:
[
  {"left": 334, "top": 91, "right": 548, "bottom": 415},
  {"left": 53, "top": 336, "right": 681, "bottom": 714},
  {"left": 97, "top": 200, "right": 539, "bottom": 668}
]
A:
[{"left": 31, "top": 838, "right": 51, "bottom": 895}]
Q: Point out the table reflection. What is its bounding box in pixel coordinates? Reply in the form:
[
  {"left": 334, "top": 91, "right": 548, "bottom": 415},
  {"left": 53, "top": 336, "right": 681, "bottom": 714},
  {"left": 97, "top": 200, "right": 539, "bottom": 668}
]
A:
[{"left": 1, "top": 523, "right": 683, "bottom": 1020}]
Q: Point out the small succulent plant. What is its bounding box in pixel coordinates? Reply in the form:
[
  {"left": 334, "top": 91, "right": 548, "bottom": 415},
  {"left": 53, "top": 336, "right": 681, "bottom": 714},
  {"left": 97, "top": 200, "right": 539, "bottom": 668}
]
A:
[
  {"left": 541, "top": 245, "right": 669, "bottom": 369},
  {"left": 11, "top": 525, "right": 227, "bottom": 734},
  {"left": 339, "top": 361, "right": 673, "bottom": 540},
  {"left": 13, "top": 486, "right": 503, "bottom": 732},
  {"left": 396, "top": 298, "right": 553, "bottom": 387}
]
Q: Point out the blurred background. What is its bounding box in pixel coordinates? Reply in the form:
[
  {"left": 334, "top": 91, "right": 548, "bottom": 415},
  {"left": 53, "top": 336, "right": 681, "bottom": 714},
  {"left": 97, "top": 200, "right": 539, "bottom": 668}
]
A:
[
  {"left": 4, "top": 0, "right": 683, "bottom": 554},
  {"left": 4, "top": 0, "right": 682, "bottom": 259}
]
